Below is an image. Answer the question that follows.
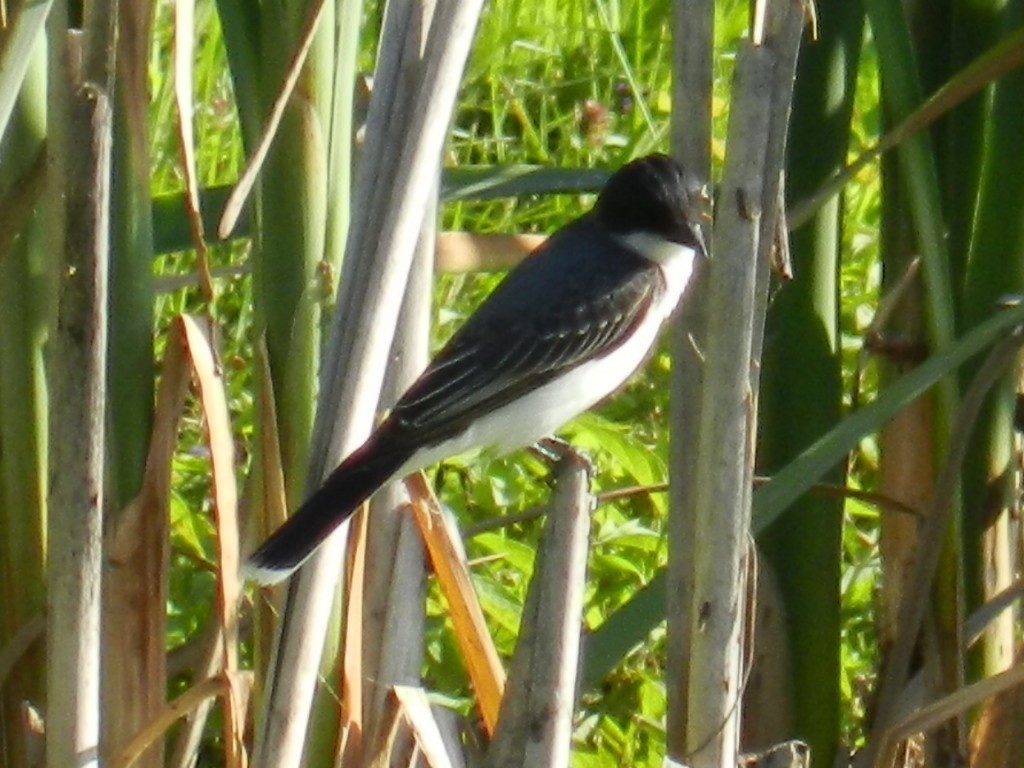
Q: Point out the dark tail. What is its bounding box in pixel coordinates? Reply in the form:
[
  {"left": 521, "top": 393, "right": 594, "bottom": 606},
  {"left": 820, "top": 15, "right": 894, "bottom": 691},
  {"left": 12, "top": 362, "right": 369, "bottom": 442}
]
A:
[{"left": 244, "top": 433, "right": 413, "bottom": 584}]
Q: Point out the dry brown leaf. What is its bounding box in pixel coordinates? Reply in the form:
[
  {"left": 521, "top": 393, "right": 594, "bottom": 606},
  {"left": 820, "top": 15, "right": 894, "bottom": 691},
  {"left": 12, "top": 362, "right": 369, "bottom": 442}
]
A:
[
  {"left": 180, "top": 315, "right": 245, "bottom": 767},
  {"left": 435, "top": 232, "right": 545, "bottom": 273},
  {"left": 340, "top": 506, "right": 370, "bottom": 763},
  {"left": 103, "top": 315, "right": 189, "bottom": 766},
  {"left": 405, "top": 473, "right": 505, "bottom": 735}
]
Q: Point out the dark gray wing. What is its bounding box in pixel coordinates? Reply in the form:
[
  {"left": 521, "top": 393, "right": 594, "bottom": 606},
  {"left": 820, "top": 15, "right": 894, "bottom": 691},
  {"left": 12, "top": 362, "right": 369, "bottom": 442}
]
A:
[{"left": 384, "top": 217, "right": 664, "bottom": 445}]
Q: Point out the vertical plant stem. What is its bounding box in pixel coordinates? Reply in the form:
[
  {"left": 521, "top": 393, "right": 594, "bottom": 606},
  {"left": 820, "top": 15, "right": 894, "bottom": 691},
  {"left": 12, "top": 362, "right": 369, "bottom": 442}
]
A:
[
  {"left": 487, "top": 454, "right": 592, "bottom": 768},
  {"left": 242, "top": 4, "right": 338, "bottom": 763},
  {"left": 253, "top": 14, "right": 330, "bottom": 506},
  {"left": 107, "top": 0, "right": 155, "bottom": 509},
  {"left": 323, "top": 0, "right": 366, "bottom": 278},
  {"left": 753, "top": 1, "right": 860, "bottom": 762},
  {"left": 45, "top": 0, "right": 118, "bottom": 763},
  {"left": 252, "top": 1, "right": 485, "bottom": 764},
  {"left": 359, "top": 193, "right": 434, "bottom": 760},
  {"left": 866, "top": 0, "right": 957, "bottom": 357},
  {"left": 867, "top": 5, "right": 963, "bottom": 753},
  {"left": 0, "top": 34, "right": 50, "bottom": 767},
  {"left": 686, "top": 40, "right": 772, "bottom": 768},
  {"left": 100, "top": 3, "right": 163, "bottom": 765},
  {"left": 958, "top": 10, "right": 1024, "bottom": 679},
  {"left": 45, "top": 81, "right": 110, "bottom": 768},
  {"left": 667, "top": 0, "right": 714, "bottom": 756}
]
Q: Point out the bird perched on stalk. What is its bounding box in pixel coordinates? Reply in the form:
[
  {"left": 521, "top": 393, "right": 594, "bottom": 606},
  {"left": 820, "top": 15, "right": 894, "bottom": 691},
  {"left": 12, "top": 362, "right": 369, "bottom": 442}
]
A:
[{"left": 245, "top": 153, "right": 708, "bottom": 585}]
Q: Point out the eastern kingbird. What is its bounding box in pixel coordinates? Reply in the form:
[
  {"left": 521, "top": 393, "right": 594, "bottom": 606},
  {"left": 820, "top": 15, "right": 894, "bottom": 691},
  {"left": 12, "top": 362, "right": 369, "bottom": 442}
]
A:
[{"left": 246, "top": 153, "right": 707, "bottom": 584}]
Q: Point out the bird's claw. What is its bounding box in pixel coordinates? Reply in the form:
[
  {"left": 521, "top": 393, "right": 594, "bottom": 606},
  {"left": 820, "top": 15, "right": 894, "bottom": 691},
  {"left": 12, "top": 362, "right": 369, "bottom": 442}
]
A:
[{"left": 529, "top": 437, "right": 594, "bottom": 477}]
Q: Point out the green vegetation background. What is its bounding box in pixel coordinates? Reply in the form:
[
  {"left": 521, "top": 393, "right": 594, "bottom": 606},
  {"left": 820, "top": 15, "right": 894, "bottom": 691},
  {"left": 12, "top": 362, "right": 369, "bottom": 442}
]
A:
[{"left": 151, "top": 0, "right": 882, "bottom": 763}]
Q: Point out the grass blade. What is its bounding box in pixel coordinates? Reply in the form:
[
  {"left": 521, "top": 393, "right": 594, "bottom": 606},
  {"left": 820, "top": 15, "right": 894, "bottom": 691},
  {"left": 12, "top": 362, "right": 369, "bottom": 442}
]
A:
[
  {"left": 172, "top": 0, "right": 212, "bottom": 297},
  {"left": 0, "top": 0, "right": 51, "bottom": 146}
]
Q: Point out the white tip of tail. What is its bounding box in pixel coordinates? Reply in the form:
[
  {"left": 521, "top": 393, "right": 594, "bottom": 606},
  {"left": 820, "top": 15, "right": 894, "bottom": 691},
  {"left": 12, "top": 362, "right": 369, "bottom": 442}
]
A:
[{"left": 240, "top": 558, "right": 298, "bottom": 586}]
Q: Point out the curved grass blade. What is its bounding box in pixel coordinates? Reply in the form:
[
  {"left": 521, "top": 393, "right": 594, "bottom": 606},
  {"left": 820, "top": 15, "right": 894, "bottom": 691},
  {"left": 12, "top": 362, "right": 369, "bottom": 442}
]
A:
[{"left": 152, "top": 168, "right": 605, "bottom": 255}]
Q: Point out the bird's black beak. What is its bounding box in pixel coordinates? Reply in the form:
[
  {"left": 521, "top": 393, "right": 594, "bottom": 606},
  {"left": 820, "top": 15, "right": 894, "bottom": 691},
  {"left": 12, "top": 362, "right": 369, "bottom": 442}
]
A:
[
  {"left": 693, "top": 219, "right": 710, "bottom": 261},
  {"left": 684, "top": 177, "right": 712, "bottom": 261}
]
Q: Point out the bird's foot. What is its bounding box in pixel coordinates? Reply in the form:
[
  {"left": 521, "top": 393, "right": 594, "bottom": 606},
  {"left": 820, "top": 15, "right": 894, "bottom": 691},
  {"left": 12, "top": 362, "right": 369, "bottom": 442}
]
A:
[{"left": 529, "top": 436, "right": 594, "bottom": 476}]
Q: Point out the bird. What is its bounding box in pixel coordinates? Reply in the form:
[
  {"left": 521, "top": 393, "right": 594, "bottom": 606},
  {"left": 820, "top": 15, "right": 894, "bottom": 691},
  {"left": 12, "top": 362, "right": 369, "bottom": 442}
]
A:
[{"left": 245, "top": 153, "right": 708, "bottom": 585}]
